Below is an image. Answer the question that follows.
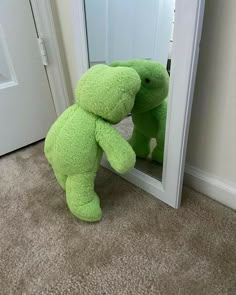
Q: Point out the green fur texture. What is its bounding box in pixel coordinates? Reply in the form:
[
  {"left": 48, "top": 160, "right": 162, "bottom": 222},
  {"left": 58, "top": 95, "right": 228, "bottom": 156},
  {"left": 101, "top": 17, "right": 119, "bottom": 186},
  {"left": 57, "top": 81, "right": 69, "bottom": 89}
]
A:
[
  {"left": 44, "top": 64, "right": 141, "bottom": 222},
  {"left": 111, "top": 59, "right": 169, "bottom": 164}
]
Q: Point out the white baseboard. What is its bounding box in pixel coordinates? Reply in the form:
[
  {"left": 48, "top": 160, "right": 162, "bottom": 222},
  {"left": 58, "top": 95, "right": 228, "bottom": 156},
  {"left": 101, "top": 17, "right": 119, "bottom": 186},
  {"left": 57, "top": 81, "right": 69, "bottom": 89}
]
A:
[{"left": 184, "top": 164, "right": 236, "bottom": 210}]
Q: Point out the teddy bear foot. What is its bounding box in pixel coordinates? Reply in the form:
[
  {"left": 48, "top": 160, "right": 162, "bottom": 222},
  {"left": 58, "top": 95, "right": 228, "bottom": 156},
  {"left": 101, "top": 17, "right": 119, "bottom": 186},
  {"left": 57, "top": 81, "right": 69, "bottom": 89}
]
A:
[
  {"left": 136, "top": 151, "right": 149, "bottom": 159},
  {"left": 67, "top": 194, "right": 102, "bottom": 222}
]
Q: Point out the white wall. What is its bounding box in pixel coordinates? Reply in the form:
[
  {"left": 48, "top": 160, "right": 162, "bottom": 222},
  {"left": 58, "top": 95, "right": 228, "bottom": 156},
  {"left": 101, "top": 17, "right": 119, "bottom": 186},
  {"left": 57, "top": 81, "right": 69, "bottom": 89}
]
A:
[
  {"left": 186, "top": 0, "right": 236, "bottom": 186},
  {"left": 84, "top": 0, "right": 107, "bottom": 64},
  {"left": 54, "top": 0, "right": 77, "bottom": 92}
]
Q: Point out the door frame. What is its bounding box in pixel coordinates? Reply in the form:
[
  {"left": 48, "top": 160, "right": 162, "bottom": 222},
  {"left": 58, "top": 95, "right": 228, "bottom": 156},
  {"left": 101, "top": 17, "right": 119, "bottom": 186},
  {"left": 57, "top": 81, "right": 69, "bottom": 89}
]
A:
[{"left": 30, "top": 0, "right": 71, "bottom": 116}]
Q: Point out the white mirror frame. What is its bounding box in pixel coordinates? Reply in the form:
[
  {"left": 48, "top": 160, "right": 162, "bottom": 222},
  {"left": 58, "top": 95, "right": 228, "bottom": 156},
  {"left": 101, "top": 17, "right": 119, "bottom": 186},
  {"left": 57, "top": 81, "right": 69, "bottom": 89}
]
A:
[{"left": 71, "top": 0, "right": 205, "bottom": 208}]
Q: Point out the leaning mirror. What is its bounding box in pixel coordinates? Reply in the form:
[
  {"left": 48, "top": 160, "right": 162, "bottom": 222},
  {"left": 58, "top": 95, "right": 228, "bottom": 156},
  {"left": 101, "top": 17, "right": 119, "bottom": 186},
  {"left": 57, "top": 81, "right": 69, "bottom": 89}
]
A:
[
  {"left": 84, "top": 0, "right": 175, "bottom": 181},
  {"left": 73, "top": 0, "right": 205, "bottom": 208}
]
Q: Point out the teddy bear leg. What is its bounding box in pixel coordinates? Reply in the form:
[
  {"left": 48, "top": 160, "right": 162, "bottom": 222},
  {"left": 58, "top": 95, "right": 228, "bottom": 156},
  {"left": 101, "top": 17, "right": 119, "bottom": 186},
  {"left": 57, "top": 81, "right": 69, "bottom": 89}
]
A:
[
  {"left": 152, "top": 128, "right": 165, "bottom": 164},
  {"left": 53, "top": 169, "right": 67, "bottom": 190},
  {"left": 65, "top": 172, "right": 102, "bottom": 222},
  {"left": 152, "top": 145, "right": 164, "bottom": 164},
  {"left": 129, "top": 127, "right": 150, "bottom": 159}
]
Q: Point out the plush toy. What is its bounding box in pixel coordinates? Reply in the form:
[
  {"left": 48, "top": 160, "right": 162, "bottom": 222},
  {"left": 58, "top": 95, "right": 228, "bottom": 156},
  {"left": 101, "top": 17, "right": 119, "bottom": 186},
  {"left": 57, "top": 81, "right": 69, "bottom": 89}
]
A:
[
  {"left": 111, "top": 60, "right": 169, "bottom": 164},
  {"left": 44, "top": 64, "right": 141, "bottom": 222}
]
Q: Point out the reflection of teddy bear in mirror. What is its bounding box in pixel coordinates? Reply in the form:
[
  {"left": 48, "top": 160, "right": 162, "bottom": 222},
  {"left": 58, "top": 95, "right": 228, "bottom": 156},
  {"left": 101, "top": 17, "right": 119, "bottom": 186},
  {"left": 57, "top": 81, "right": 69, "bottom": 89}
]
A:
[
  {"left": 111, "top": 60, "right": 169, "bottom": 164},
  {"left": 44, "top": 64, "right": 141, "bottom": 222}
]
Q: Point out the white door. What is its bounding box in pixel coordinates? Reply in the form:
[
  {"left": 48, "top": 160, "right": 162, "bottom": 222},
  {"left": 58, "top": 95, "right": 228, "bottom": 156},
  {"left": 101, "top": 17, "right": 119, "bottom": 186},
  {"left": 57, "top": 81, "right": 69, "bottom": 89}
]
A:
[
  {"left": 0, "top": 0, "right": 57, "bottom": 155},
  {"left": 85, "top": 0, "right": 175, "bottom": 66}
]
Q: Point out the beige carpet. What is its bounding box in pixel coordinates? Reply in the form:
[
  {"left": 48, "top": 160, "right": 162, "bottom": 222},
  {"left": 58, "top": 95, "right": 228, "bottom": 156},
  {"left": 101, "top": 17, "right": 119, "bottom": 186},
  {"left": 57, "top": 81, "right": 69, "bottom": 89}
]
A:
[{"left": 0, "top": 141, "right": 236, "bottom": 295}]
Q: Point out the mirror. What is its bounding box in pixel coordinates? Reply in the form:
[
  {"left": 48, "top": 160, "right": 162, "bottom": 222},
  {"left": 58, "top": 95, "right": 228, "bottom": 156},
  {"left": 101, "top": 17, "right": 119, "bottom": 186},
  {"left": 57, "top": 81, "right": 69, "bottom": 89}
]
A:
[{"left": 84, "top": 0, "right": 175, "bottom": 181}]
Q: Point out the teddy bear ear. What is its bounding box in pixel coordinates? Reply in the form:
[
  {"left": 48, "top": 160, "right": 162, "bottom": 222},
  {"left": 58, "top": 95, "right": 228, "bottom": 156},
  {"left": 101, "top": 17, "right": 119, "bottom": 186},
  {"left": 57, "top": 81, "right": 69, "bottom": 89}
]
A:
[
  {"left": 110, "top": 60, "right": 139, "bottom": 68},
  {"left": 110, "top": 61, "right": 123, "bottom": 67}
]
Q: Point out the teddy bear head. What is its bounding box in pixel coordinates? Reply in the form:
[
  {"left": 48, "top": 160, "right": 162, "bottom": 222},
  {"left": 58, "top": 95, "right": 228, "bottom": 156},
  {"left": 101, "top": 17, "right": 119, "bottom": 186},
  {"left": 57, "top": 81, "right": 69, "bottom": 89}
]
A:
[
  {"left": 111, "top": 59, "right": 169, "bottom": 114},
  {"left": 75, "top": 64, "right": 141, "bottom": 124}
]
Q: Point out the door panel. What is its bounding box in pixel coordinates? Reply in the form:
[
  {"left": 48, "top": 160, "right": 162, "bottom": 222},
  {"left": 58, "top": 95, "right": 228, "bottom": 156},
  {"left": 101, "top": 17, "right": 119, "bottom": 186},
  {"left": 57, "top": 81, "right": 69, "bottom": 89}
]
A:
[{"left": 0, "top": 0, "right": 57, "bottom": 155}]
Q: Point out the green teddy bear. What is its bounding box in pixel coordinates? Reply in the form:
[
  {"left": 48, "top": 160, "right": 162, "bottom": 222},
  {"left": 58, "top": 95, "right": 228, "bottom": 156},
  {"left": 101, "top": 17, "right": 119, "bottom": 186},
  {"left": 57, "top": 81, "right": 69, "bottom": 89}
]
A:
[
  {"left": 111, "top": 60, "right": 169, "bottom": 164},
  {"left": 44, "top": 64, "right": 141, "bottom": 222}
]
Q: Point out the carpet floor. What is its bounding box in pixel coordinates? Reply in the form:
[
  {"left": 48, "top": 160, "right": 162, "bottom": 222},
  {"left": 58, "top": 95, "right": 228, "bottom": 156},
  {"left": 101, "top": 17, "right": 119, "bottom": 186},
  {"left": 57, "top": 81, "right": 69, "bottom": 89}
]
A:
[{"left": 0, "top": 141, "right": 235, "bottom": 295}]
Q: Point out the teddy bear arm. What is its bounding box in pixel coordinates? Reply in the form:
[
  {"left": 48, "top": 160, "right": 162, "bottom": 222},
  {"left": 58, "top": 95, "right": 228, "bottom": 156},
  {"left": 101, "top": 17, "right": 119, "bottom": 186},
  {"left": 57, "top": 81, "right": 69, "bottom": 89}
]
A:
[
  {"left": 151, "top": 104, "right": 167, "bottom": 163},
  {"left": 95, "top": 119, "right": 136, "bottom": 174}
]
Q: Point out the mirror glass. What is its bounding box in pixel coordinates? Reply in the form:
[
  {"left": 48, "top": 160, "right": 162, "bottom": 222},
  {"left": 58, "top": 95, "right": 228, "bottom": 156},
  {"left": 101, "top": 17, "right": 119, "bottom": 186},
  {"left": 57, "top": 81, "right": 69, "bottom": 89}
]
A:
[{"left": 84, "top": 0, "right": 175, "bottom": 181}]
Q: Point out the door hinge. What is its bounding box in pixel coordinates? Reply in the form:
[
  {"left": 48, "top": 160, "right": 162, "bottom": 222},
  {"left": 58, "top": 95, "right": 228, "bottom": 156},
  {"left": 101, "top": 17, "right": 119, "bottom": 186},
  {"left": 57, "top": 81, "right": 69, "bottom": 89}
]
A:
[{"left": 37, "top": 37, "right": 49, "bottom": 66}]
